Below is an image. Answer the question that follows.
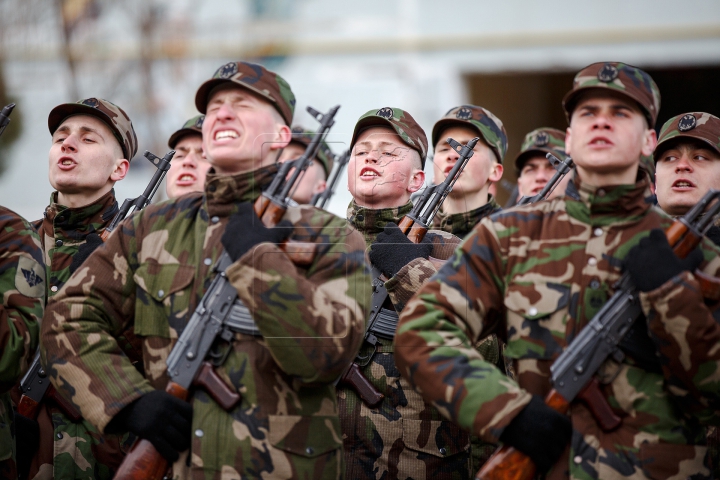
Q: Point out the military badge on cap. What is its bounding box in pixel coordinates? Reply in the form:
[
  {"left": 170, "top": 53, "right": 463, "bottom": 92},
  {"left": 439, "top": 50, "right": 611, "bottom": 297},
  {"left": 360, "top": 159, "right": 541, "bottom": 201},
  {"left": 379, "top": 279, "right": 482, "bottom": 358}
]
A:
[
  {"left": 194, "top": 116, "right": 204, "bottom": 129},
  {"left": 455, "top": 107, "right": 473, "bottom": 120},
  {"left": 535, "top": 131, "right": 549, "bottom": 147},
  {"left": 81, "top": 98, "right": 100, "bottom": 108},
  {"left": 217, "top": 62, "right": 239, "bottom": 79},
  {"left": 597, "top": 63, "right": 619, "bottom": 83},
  {"left": 376, "top": 107, "right": 394, "bottom": 119},
  {"left": 678, "top": 114, "right": 697, "bottom": 132},
  {"left": 291, "top": 126, "right": 304, "bottom": 135}
]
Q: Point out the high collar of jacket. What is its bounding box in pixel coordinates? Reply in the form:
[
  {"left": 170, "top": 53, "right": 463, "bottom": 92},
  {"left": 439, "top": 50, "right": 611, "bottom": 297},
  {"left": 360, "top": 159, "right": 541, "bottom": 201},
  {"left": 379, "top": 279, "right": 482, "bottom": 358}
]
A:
[
  {"left": 204, "top": 164, "right": 278, "bottom": 217},
  {"left": 434, "top": 194, "right": 501, "bottom": 235},
  {"left": 347, "top": 200, "right": 413, "bottom": 244},
  {"left": 566, "top": 168, "right": 654, "bottom": 226},
  {"left": 41, "top": 190, "right": 118, "bottom": 241}
]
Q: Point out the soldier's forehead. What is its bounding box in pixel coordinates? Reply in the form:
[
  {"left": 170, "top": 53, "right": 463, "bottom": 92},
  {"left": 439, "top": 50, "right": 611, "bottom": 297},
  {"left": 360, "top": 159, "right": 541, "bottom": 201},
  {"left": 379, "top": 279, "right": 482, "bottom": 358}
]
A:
[
  {"left": 355, "top": 127, "right": 405, "bottom": 145},
  {"left": 54, "top": 114, "right": 114, "bottom": 136},
  {"left": 573, "top": 89, "right": 643, "bottom": 112},
  {"left": 207, "top": 84, "right": 266, "bottom": 105},
  {"left": 523, "top": 154, "right": 554, "bottom": 167},
  {"left": 175, "top": 134, "right": 203, "bottom": 149}
]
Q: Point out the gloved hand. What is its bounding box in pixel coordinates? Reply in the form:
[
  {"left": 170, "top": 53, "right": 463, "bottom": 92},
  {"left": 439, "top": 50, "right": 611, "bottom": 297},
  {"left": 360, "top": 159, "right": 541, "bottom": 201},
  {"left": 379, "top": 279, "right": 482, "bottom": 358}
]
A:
[
  {"left": 14, "top": 412, "right": 39, "bottom": 480},
  {"left": 368, "top": 223, "right": 434, "bottom": 278},
  {"left": 69, "top": 233, "right": 103, "bottom": 273},
  {"left": 625, "top": 229, "right": 703, "bottom": 292},
  {"left": 105, "top": 390, "right": 192, "bottom": 462},
  {"left": 499, "top": 395, "right": 573, "bottom": 474},
  {"left": 221, "top": 203, "right": 293, "bottom": 261}
]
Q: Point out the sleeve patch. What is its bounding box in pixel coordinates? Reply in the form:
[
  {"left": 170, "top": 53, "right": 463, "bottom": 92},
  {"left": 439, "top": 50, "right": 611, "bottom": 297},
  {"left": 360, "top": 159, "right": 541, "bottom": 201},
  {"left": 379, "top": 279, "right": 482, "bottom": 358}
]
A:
[{"left": 15, "top": 255, "right": 45, "bottom": 298}]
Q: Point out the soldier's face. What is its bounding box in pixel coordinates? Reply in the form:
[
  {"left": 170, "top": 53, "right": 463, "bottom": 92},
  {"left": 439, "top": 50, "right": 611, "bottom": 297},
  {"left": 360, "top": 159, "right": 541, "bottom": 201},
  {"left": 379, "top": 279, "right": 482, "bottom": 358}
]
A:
[
  {"left": 166, "top": 135, "right": 211, "bottom": 199},
  {"left": 432, "top": 126, "right": 502, "bottom": 201},
  {"left": 517, "top": 156, "right": 560, "bottom": 197},
  {"left": 278, "top": 142, "right": 326, "bottom": 205},
  {"left": 48, "top": 115, "right": 128, "bottom": 202},
  {"left": 202, "top": 86, "right": 290, "bottom": 174},
  {"left": 348, "top": 127, "right": 424, "bottom": 209},
  {"left": 566, "top": 91, "right": 656, "bottom": 185},
  {"left": 655, "top": 140, "right": 720, "bottom": 216}
]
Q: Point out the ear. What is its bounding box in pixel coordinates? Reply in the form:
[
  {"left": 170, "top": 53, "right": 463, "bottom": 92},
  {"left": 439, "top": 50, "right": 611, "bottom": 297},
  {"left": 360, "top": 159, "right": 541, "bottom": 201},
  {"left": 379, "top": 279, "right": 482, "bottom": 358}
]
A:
[
  {"left": 110, "top": 158, "right": 130, "bottom": 182},
  {"left": 313, "top": 179, "right": 327, "bottom": 195},
  {"left": 565, "top": 127, "right": 573, "bottom": 157},
  {"left": 488, "top": 162, "right": 503, "bottom": 183},
  {"left": 268, "top": 124, "right": 292, "bottom": 152},
  {"left": 407, "top": 169, "right": 425, "bottom": 194},
  {"left": 640, "top": 128, "right": 657, "bottom": 158}
]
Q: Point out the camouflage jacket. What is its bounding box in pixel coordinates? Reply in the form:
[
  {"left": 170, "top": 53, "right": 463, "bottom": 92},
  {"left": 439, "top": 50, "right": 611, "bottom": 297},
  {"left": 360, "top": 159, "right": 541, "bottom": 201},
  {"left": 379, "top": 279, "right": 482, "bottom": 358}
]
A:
[
  {"left": 0, "top": 206, "right": 44, "bottom": 475},
  {"left": 42, "top": 165, "right": 370, "bottom": 480},
  {"left": 431, "top": 194, "right": 501, "bottom": 238},
  {"left": 22, "top": 189, "right": 131, "bottom": 480},
  {"left": 338, "top": 201, "right": 471, "bottom": 480},
  {"left": 396, "top": 172, "right": 720, "bottom": 480}
]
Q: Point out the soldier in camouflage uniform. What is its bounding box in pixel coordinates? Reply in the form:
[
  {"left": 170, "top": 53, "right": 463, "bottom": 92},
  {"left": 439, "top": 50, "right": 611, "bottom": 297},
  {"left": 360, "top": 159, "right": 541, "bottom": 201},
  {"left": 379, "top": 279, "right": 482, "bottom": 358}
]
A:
[
  {"left": 166, "top": 115, "right": 211, "bottom": 199},
  {"left": 278, "top": 125, "right": 335, "bottom": 204},
  {"left": 42, "top": 61, "right": 370, "bottom": 479},
  {"left": 515, "top": 128, "right": 571, "bottom": 199},
  {"left": 13, "top": 98, "right": 138, "bottom": 480},
  {"left": 395, "top": 61, "right": 720, "bottom": 479},
  {"left": 0, "top": 206, "right": 44, "bottom": 480},
  {"left": 339, "top": 107, "right": 472, "bottom": 479}
]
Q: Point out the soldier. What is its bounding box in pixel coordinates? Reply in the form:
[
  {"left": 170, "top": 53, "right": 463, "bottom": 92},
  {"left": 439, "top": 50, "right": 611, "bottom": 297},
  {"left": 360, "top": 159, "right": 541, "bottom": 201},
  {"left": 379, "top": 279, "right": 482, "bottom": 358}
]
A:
[
  {"left": 340, "top": 107, "right": 472, "bottom": 479},
  {"left": 515, "top": 128, "right": 571, "bottom": 199},
  {"left": 42, "top": 61, "right": 370, "bottom": 479},
  {"left": 0, "top": 206, "right": 44, "bottom": 480},
  {"left": 277, "top": 125, "right": 334, "bottom": 204},
  {"left": 165, "top": 115, "right": 211, "bottom": 199},
  {"left": 14, "top": 98, "right": 137, "bottom": 480},
  {"left": 395, "top": 62, "right": 720, "bottom": 479}
]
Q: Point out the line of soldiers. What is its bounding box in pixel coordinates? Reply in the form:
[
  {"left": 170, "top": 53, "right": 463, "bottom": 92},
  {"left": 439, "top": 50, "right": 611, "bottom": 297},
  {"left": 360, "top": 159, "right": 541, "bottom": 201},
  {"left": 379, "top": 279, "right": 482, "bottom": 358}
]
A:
[{"left": 0, "top": 59, "right": 718, "bottom": 479}]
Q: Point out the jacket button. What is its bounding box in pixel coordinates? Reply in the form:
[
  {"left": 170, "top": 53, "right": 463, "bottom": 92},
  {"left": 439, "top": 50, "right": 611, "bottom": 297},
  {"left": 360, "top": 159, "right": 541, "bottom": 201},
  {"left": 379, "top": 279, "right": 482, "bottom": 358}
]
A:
[
  {"left": 204, "top": 258, "right": 212, "bottom": 266},
  {"left": 157, "top": 290, "right": 165, "bottom": 298},
  {"left": 587, "top": 257, "right": 597, "bottom": 266},
  {"left": 211, "top": 216, "right": 220, "bottom": 223},
  {"left": 439, "top": 447, "right": 447, "bottom": 456},
  {"left": 55, "top": 239, "right": 63, "bottom": 247},
  {"left": 305, "top": 447, "right": 314, "bottom": 455},
  {"left": 356, "top": 214, "right": 364, "bottom": 221},
  {"left": 528, "top": 307, "right": 538, "bottom": 316},
  {"left": 195, "top": 429, "right": 204, "bottom": 437},
  {"left": 56, "top": 433, "right": 63, "bottom": 439},
  {"left": 51, "top": 286, "right": 58, "bottom": 293},
  {"left": 574, "top": 455, "right": 582, "bottom": 464},
  {"left": 593, "top": 228, "right": 603, "bottom": 237}
]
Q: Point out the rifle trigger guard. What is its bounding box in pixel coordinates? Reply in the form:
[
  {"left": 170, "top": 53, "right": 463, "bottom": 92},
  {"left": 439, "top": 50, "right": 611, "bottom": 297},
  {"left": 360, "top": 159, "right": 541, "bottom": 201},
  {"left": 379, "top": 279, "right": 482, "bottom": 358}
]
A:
[
  {"left": 208, "top": 328, "right": 235, "bottom": 367},
  {"left": 355, "top": 333, "right": 379, "bottom": 367}
]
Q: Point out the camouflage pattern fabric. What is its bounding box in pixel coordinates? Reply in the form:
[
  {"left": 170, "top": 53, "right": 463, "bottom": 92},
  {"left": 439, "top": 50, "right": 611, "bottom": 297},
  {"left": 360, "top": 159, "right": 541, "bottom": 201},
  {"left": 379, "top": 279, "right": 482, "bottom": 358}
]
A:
[
  {"left": 195, "top": 61, "right": 296, "bottom": 125},
  {"left": 514, "top": 128, "right": 568, "bottom": 174},
  {"left": 563, "top": 62, "right": 661, "bottom": 127},
  {"left": 431, "top": 194, "right": 501, "bottom": 238},
  {"left": 18, "top": 190, "right": 133, "bottom": 480},
  {"left": 48, "top": 98, "right": 138, "bottom": 160},
  {"left": 168, "top": 115, "right": 204, "bottom": 150},
  {"left": 289, "top": 125, "right": 335, "bottom": 177},
  {"left": 350, "top": 107, "right": 428, "bottom": 165},
  {"left": 431, "top": 105, "right": 508, "bottom": 164},
  {"left": 338, "top": 201, "right": 472, "bottom": 480},
  {"left": 655, "top": 111, "right": 720, "bottom": 160},
  {"left": 396, "top": 171, "right": 720, "bottom": 479},
  {"left": 0, "top": 206, "right": 44, "bottom": 477},
  {"left": 42, "top": 164, "right": 370, "bottom": 479}
]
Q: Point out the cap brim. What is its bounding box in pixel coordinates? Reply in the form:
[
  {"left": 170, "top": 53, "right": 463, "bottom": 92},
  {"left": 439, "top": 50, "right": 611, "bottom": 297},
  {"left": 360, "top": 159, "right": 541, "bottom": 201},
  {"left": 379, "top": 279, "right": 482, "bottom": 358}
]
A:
[
  {"left": 48, "top": 103, "right": 128, "bottom": 158},
  {"left": 431, "top": 119, "right": 481, "bottom": 149},
  {"left": 653, "top": 134, "right": 720, "bottom": 162},
  {"left": 514, "top": 148, "right": 557, "bottom": 173},
  {"left": 168, "top": 128, "right": 202, "bottom": 150},
  {"left": 562, "top": 86, "right": 654, "bottom": 126},
  {"left": 195, "top": 78, "right": 278, "bottom": 116}
]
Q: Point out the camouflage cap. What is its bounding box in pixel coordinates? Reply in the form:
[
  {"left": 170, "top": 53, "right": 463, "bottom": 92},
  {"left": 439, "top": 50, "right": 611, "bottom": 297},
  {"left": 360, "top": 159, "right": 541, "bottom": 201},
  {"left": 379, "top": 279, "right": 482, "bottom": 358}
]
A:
[
  {"left": 431, "top": 105, "right": 508, "bottom": 164},
  {"left": 195, "top": 61, "right": 296, "bottom": 125},
  {"left": 515, "top": 128, "right": 567, "bottom": 174},
  {"left": 654, "top": 112, "right": 720, "bottom": 162},
  {"left": 350, "top": 107, "right": 428, "bottom": 167},
  {"left": 563, "top": 62, "right": 661, "bottom": 127},
  {"left": 48, "top": 98, "right": 138, "bottom": 159},
  {"left": 168, "top": 115, "right": 204, "bottom": 149},
  {"left": 288, "top": 125, "right": 335, "bottom": 177}
]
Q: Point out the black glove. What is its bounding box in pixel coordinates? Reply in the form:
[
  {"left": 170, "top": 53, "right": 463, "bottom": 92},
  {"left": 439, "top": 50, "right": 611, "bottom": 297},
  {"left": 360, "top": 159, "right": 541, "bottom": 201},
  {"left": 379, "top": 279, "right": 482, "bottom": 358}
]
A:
[
  {"left": 499, "top": 395, "right": 572, "bottom": 474},
  {"left": 69, "top": 233, "right": 104, "bottom": 274},
  {"left": 105, "top": 390, "right": 192, "bottom": 462},
  {"left": 368, "top": 223, "right": 434, "bottom": 278},
  {"left": 705, "top": 226, "right": 720, "bottom": 247},
  {"left": 221, "top": 203, "right": 293, "bottom": 262},
  {"left": 15, "top": 412, "right": 39, "bottom": 480},
  {"left": 625, "top": 229, "right": 703, "bottom": 292}
]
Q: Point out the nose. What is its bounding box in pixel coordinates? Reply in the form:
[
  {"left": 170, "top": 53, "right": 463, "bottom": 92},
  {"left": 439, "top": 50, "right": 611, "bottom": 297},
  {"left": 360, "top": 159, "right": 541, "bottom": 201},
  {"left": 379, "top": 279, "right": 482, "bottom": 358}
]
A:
[
  {"left": 591, "top": 111, "right": 612, "bottom": 130},
  {"left": 61, "top": 134, "right": 78, "bottom": 153},
  {"left": 365, "top": 149, "right": 379, "bottom": 163},
  {"left": 182, "top": 150, "right": 200, "bottom": 168},
  {"left": 675, "top": 153, "right": 693, "bottom": 172},
  {"left": 215, "top": 101, "right": 235, "bottom": 121}
]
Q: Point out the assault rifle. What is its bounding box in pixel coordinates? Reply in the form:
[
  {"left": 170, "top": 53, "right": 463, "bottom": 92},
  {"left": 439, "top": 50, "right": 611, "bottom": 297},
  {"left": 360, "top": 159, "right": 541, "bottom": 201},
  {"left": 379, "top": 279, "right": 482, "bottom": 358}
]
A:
[
  {"left": 516, "top": 153, "right": 574, "bottom": 206},
  {"left": 478, "top": 189, "right": 720, "bottom": 480},
  {"left": 337, "top": 137, "right": 479, "bottom": 407},
  {"left": 17, "top": 149, "right": 175, "bottom": 423},
  {"left": 312, "top": 149, "right": 350, "bottom": 209},
  {"left": 114, "top": 105, "right": 340, "bottom": 480},
  {"left": 0, "top": 103, "right": 15, "bottom": 138}
]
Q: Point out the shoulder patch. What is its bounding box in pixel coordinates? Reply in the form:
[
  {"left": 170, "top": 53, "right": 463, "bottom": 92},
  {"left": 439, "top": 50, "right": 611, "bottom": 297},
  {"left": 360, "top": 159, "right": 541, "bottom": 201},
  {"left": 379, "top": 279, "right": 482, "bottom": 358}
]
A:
[{"left": 15, "top": 255, "right": 45, "bottom": 298}]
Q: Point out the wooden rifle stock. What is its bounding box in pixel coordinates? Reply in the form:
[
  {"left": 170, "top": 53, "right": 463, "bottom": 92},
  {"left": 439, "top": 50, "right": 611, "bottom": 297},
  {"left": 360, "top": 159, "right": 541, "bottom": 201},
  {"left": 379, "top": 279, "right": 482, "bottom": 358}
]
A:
[{"left": 253, "top": 195, "right": 316, "bottom": 266}]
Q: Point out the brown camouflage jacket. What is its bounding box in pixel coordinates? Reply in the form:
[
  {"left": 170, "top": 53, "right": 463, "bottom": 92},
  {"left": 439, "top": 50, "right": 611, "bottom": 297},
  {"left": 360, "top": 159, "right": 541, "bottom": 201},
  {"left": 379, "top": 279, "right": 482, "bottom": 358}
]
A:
[
  {"left": 396, "top": 172, "right": 720, "bottom": 479},
  {"left": 42, "top": 165, "right": 370, "bottom": 479},
  {"left": 431, "top": 194, "right": 501, "bottom": 238}
]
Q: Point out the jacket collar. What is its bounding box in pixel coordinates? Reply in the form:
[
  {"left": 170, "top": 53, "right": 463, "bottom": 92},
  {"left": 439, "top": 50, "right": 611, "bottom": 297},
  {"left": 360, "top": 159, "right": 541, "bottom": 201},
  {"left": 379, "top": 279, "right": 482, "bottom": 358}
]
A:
[
  {"left": 433, "top": 194, "right": 501, "bottom": 236},
  {"left": 204, "top": 164, "right": 278, "bottom": 217},
  {"left": 41, "top": 189, "right": 118, "bottom": 241},
  {"left": 347, "top": 200, "right": 413, "bottom": 245}
]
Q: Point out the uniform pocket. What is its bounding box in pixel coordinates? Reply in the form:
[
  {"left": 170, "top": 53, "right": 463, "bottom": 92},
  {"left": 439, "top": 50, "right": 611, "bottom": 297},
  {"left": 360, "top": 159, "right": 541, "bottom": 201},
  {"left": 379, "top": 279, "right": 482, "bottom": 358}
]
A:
[
  {"left": 639, "top": 442, "right": 708, "bottom": 479},
  {"left": 132, "top": 261, "right": 194, "bottom": 337},
  {"left": 402, "top": 418, "right": 470, "bottom": 458},
  {"left": 268, "top": 414, "right": 343, "bottom": 458}
]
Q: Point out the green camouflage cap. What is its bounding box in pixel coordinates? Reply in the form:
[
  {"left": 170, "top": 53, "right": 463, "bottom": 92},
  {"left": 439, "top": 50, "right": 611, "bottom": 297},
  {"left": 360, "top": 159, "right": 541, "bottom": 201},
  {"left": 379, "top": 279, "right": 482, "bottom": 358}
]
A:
[
  {"left": 515, "top": 128, "right": 567, "bottom": 173},
  {"left": 195, "top": 61, "right": 296, "bottom": 125},
  {"left": 288, "top": 125, "right": 335, "bottom": 177},
  {"left": 350, "top": 107, "right": 428, "bottom": 167},
  {"left": 654, "top": 112, "right": 720, "bottom": 162},
  {"left": 48, "top": 98, "right": 138, "bottom": 160},
  {"left": 431, "top": 105, "right": 508, "bottom": 163},
  {"left": 168, "top": 115, "right": 204, "bottom": 149},
  {"left": 563, "top": 62, "right": 661, "bottom": 127}
]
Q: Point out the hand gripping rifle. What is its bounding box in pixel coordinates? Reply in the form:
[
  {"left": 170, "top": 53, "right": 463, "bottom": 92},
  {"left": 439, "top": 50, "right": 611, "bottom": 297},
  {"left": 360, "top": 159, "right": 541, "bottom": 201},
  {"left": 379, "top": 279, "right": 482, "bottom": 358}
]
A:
[
  {"left": 478, "top": 189, "right": 720, "bottom": 480},
  {"left": 336, "top": 137, "right": 479, "bottom": 408},
  {"left": 114, "top": 105, "right": 340, "bottom": 480},
  {"left": 0, "top": 103, "right": 15, "bottom": 138},
  {"left": 312, "top": 149, "right": 351, "bottom": 209},
  {"left": 17, "top": 150, "right": 174, "bottom": 424},
  {"left": 516, "top": 153, "right": 574, "bottom": 206}
]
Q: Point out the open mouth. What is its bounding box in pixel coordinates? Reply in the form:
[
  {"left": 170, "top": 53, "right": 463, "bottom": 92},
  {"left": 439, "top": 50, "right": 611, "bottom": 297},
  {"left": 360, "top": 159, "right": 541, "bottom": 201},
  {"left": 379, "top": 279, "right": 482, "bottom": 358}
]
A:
[
  {"left": 214, "top": 130, "right": 239, "bottom": 141},
  {"left": 360, "top": 167, "right": 380, "bottom": 179},
  {"left": 672, "top": 179, "right": 696, "bottom": 189},
  {"left": 176, "top": 172, "right": 197, "bottom": 185},
  {"left": 57, "top": 157, "right": 76, "bottom": 169},
  {"left": 589, "top": 136, "right": 613, "bottom": 147}
]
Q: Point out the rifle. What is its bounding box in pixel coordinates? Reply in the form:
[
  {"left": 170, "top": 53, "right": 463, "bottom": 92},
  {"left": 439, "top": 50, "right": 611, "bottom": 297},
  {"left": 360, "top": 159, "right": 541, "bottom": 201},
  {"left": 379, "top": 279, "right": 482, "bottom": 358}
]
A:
[
  {"left": 312, "top": 149, "right": 350, "bottom": 209},
  {"left": 17, "top": 150, "right": 174, "bottom": 423},
  {"left": 516, "top": 153, "right": 574, "bottom": 206},
  {"left": 0, "top": 103, "right": 15, "bottom": 138},
  {"left": 114, "top": 105, "right": 340, "bottom": 480},
  {"left": 336, "top": 137, "right": 479, "bottom": 408},
  {"left": 478, "top": 189, "right": 720, "bottom": 480}
]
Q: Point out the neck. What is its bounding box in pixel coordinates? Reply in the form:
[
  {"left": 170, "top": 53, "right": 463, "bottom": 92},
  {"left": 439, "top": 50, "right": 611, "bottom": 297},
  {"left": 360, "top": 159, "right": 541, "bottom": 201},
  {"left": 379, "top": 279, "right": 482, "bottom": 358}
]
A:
[
  {"left": 211, "top": 150, "right": 279, "bottom": 176},
  {"left": 354, "top": 195, "right": 411, "bottom": 210},
  {"left": 442, "top": 186, "right": 490, "bottom": 214},
  {"left": 57, "top": 185, "right": 112, "bottom": 209},
  {"left": 576, "top": 164, "right": 638, "bottom": 188}
]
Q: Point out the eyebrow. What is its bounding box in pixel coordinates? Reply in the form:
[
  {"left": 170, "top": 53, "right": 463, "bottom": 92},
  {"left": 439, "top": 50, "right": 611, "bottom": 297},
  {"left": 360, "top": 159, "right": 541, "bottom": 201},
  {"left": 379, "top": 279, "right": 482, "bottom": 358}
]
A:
[
  {"left": 54, "top": 125, "right": 103, "bottom": 137},
  {"left": 355, "top": 140, "right": 404, "bottom": 148}
]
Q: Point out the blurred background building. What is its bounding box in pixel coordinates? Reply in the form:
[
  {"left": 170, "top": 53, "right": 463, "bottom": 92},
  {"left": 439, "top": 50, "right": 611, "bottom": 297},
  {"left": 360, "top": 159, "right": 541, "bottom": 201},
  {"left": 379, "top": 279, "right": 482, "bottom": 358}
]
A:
[{"left": 1, "top": 0, "right": 719, "bottom": 219}]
